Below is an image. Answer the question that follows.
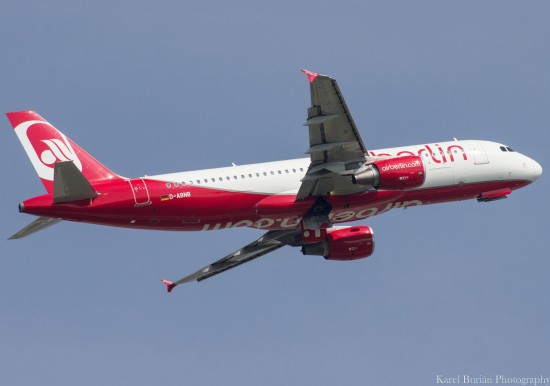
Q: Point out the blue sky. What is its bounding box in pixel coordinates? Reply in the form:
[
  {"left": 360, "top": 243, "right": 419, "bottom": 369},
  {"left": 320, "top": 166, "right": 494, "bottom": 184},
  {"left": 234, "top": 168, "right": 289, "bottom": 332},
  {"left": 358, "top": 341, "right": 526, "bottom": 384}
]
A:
[{"left": 1, "top": 1, "right": 549, "bottom": 385}]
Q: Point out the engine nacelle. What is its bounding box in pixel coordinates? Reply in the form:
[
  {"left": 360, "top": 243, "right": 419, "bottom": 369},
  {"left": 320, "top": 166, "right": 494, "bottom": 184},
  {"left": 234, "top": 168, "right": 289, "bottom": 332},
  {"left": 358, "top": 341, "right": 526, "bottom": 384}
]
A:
[
  {"left": 352, "top": 155, "right": 425, "bottom": 190},
  {"left": 301, "top": 226, "right": 374, "bottom": 261}
]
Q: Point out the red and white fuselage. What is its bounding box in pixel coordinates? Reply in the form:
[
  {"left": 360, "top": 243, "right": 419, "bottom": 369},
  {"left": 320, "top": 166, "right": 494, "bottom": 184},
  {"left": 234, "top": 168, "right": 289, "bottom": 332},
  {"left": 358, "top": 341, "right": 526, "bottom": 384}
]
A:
[{"left": 18, "top": 139, "right": 540, "bottom": 231}]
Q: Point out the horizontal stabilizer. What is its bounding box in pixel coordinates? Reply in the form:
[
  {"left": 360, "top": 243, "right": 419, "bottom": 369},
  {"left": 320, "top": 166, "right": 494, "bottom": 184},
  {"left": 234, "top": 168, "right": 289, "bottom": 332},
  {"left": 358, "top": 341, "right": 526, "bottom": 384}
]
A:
[
  {"left": 53, "top": 161, "right": 99, "bottom": 203},
  {"left": 8, "top": 216, "right": 61, "bottom": 240}
]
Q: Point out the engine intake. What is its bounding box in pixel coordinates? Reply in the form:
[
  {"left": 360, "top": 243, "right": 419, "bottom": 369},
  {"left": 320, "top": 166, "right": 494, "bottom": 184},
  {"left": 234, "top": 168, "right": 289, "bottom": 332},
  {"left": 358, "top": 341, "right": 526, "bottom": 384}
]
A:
[
  {"left": 352, "top": 155, "right": 425, "bottom": 190},
  {"left": 301, "top": 226, "right": 374, "bottom": 261}
]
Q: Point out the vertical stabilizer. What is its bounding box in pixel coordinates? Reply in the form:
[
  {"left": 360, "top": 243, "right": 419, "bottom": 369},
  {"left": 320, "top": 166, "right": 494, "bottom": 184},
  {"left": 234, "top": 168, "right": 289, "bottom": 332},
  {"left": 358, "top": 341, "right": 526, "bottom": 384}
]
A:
[{"left": 6, "top": 110, "right": 122, "bottom": 194}]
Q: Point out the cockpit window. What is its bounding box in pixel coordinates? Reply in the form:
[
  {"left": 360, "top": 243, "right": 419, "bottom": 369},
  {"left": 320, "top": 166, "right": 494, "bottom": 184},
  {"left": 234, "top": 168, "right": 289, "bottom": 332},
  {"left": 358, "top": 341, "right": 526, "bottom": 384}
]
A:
[
  {"left": 506, "top": 147, "right": 515, "bottom": 152},
  {"left": 500, "top": 146, "right": 507, "bottom": 152}
]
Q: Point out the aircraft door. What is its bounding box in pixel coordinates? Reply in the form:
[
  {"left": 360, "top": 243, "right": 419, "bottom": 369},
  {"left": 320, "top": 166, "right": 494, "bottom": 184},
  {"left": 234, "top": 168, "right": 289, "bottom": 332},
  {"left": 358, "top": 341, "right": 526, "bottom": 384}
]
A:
[
  {"left": 469, "top": 141, "right": 489, "bottom": 165},
  {"left": 128, "top": 179, "right": 151, "bottom": 206}
]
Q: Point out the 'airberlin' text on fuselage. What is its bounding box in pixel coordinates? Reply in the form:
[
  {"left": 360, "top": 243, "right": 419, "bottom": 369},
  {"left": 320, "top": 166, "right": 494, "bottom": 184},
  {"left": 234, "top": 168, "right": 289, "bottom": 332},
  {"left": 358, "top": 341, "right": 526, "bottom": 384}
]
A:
[
  {"left": 200, "top": 200, "right": 423, "bottom": 231},
  {"left": 370, "top": 144, "right": 467, "bottom": 164}
]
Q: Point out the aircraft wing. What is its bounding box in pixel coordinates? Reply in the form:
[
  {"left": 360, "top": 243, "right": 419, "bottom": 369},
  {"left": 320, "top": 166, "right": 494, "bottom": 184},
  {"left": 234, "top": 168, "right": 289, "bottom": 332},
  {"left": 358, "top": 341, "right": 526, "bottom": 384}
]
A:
[
  {"left": 297, "top": 70, "right": 369, "bottom": 199},
  {"left": 162, "top": 230, "right": 300, "bottom": 291}
]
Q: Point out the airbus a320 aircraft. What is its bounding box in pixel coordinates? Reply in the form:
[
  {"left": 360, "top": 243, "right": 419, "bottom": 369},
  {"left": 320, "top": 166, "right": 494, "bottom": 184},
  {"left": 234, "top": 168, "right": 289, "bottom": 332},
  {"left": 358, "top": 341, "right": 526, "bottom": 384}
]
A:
[{"left": 6, "top": 70, "right": 542, "bottom": 292}]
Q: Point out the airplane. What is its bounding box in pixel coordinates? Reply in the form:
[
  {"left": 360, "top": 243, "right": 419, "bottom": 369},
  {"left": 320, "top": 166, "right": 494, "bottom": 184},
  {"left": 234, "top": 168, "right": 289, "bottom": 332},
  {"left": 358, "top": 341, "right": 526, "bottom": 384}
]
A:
[{"left": 6, "top": 70, "right": 542, "bottom": 292}]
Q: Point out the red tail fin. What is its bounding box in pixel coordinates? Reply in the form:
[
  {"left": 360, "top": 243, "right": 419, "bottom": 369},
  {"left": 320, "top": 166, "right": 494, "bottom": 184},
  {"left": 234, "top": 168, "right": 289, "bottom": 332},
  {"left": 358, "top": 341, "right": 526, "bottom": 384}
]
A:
[{"left": 6, "top": 110, "right": 122, "bottom": 193}]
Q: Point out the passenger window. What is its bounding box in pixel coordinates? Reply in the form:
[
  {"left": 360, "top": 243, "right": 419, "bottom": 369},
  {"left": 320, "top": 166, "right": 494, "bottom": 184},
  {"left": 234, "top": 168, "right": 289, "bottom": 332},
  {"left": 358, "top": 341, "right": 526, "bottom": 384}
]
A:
[{"left": 263, "top": 172, "right": 267, "bottom": 176}]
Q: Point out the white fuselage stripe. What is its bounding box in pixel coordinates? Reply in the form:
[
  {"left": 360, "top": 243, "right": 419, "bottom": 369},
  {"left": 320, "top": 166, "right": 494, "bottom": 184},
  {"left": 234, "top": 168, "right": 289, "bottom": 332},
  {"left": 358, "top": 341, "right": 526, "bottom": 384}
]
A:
[{"left": 146, "top": 140, "right": 537, "bottom": 194}]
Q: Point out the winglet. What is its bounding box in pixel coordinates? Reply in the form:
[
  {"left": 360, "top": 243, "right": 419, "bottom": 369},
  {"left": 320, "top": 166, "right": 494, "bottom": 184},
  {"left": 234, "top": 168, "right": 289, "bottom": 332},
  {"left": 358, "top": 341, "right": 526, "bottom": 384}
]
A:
[
  {"left": 301, "top": 69, "right": 319, "bottom": 83},
  {"left": 161, "top": 279, "right": 176, "bottom": 293}
]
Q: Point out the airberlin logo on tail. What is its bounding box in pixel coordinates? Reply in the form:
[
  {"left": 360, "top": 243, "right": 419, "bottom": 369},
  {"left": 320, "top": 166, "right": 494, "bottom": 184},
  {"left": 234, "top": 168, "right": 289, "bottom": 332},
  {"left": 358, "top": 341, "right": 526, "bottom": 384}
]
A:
[
  {"left": 39, "top": 139, "right": 76, "bottom": 164},
  {"left": 380, "top": 160, "right": 421, "bottom": 172},
  {"left": 14, "top": 120, "right": 82, "bottom": 181}
]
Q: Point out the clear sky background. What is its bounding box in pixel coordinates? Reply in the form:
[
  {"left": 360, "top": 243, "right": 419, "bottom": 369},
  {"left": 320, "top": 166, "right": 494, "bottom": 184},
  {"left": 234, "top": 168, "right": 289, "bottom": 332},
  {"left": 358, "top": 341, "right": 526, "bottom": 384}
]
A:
[{"left": 1, "top": 1, "right": 548, "bottom": 385}]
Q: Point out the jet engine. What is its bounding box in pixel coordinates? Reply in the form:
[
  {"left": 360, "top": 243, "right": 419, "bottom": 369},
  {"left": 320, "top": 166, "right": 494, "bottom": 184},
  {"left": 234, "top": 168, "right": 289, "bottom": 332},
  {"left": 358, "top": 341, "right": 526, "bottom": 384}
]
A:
[
  {"left": 352, "top": 155, "right": 425, "bottom": 190},
  {"left": 301, "top": 226, "right": 374, "bottom": 261}
]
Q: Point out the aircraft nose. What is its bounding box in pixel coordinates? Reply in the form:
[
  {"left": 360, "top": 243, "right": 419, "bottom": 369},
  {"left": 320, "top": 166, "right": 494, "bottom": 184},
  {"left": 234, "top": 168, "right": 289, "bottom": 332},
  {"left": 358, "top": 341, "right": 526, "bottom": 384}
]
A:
[
  {"left": 531, "top": 158, "right": 543, "bottom": 181},
  {"left": 522, "top": 155, "right": 543, "bottom": 182}
]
